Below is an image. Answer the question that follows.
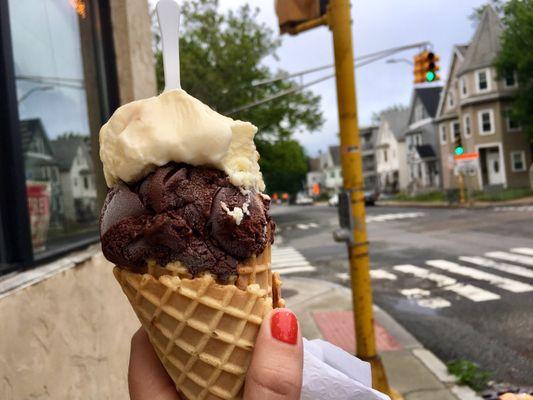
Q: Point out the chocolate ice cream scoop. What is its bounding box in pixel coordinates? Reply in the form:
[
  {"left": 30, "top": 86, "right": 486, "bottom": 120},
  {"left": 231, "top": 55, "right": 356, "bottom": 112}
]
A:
[{"left": 99, "top": 163, "right": 274, "bottom": 282}]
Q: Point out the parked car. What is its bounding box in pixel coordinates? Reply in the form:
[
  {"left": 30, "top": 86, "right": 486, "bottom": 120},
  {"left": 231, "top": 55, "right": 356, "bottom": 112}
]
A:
[
  {"left": 364, "top": 190, "right": 379, "bottom": 206},
  {"left": 295, "top": 192, "right": 314, "bottom": 205},
  {"left": 328, "top": 193, "right": 339, "bottom": 207}
]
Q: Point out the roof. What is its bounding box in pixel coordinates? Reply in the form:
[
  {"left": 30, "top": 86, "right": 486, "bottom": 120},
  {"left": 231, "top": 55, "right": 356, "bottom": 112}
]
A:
[
  {"left": 308, "top": 156, "right": 321, "bottom": 172},
  {"left": 416, "top": 144, "right": 436, "bottom": 159},
  {"left": 415, "top": 86, "right": 442, "bottom": 118},
  {"left": 328, "top": 145, "right": 341, "bottom": 167},
  {"left": 19, "top": 119, "right": 54, "bottom": 156},
  {"left": 381, "top": 108, "right": 410, "bottom": 140},
  {"left": 457, "top": 6, "right": 503, "bottom": 75},
  {"left": 50, "top": 136, "right": 90, "bottom": 171}
]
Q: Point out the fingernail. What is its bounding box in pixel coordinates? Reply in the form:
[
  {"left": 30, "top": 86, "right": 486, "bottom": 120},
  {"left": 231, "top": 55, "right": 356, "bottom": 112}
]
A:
[{"left": 271, "top": 310, "right": 298, "bottom": 345}]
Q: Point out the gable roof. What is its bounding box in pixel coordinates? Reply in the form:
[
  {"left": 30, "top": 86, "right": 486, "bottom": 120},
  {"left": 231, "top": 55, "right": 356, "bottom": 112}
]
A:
[
  {"left": 50, "top": 136, "right": 90, "bottom": 171},
  {"left": 416, "top": 86, "right": 442, "bottom": 118},
  {"left": 381, "top": 109, "right": 410, "bottom": 141},
  {"left": 308, "top": 156, "right": 321, "bottom": 172},
  {"left": 436, "top": 45, "right": 468, "bottom": 118},
  {"left": 19, "top": 119, "right": 55, "bottom": 157},
  {"left": 457, "top": 6, "right": 503, "bottom": 75},
  {"left": 328, "top": 145, "right": 341, "bottom": 167}
]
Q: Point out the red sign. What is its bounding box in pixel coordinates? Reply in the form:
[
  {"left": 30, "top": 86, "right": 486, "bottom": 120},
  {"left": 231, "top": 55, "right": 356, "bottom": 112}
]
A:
[
  {"left": 454, "top": 152, "right": 479, "bottom": 161},
  {"left": 27, "top": 181, "right": 51, "bottom": 251}
]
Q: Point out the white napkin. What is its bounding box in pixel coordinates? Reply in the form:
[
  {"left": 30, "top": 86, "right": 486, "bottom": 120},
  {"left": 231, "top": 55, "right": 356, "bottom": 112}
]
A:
[{"left": 301, "top": 339, "right": 391, "bottom": 400}]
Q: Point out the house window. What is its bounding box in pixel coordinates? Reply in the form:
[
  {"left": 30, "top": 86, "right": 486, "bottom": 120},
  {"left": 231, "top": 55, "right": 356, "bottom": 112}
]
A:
[
  {"left": 74, "top": 178, "right": 78, "bottom": 187},
  {"left": 504, "top": 71, "right": 517, "bottom": 88},
  {"left": 476, "top": 69, "right": 490, "bottom": 92},
  {"left": 447, "top": 90, "right": 455, "bottom": 108},
  {"left": 478, "top": 109, "right": 494, "bottom": 135},
  {"left": 460, "top": 77, "right": 467, "bottom": 97},
  {"left": 384, "top": 149, "right": 388, "bottom": 162},
  {"left": 83, "top": 177, "right": 89, "bottom": 189},
  {"left": 506, "top": 112, "right": 520, "bottom": 132},
  {"left": 511, "top": 151, "right": 526, "bottom": 172},
  {"left": 330, "top": 171, "right": 335, "bottom": 178},
  {"left": 440, "top": 125, "right": 447, "bottom": 144},
  {"left": 414, "top": 104, "right": 424, "bottom": 121},
  {"left": 450, "top": 121, "right": 460, "bottom": 142},
  {"left": 463, "top": 114, "right": 472, "bottom": 138}
]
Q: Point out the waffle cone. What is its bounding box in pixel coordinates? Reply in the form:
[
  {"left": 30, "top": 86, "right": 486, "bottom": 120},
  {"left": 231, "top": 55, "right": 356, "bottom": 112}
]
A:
[{"left": 114, "top": 246, "right": 283, "bottom": 400}]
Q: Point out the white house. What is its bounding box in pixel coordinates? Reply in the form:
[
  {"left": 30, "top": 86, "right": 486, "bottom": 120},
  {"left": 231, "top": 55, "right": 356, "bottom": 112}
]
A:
[
  {"left": 375, "top": 109, "right": 410, "bottom": 193},
  {"left": 50, "top": 136, "right": 97, "bottom": 223}
]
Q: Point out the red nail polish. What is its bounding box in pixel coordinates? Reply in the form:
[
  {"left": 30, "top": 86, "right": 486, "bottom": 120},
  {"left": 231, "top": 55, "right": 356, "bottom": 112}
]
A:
[{"left": 271, "top": 310, "right": 298, "bottom": 345}]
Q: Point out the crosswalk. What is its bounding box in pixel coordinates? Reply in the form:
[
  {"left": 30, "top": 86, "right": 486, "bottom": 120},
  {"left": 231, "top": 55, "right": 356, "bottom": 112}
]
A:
[
  {"left": 371, "top": 248, "right": 533, "bottom": 309},
  {"left": 366, "top": 212, "right": 425, "bottom": 223},
  {"left": 493, "top": 205, "right": 533, "bottom": 212},
  {"left": 271, "top": 246, "right": 317, "bottom": 275}
]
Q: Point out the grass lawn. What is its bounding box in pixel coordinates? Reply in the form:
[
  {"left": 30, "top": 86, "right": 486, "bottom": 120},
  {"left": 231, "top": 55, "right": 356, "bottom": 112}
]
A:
[
  {"left": 393, "top": 191, "right": 446, "bottom": 202},
  {"left": 472, "top": 188, "right": 533, "bottom": 202}
]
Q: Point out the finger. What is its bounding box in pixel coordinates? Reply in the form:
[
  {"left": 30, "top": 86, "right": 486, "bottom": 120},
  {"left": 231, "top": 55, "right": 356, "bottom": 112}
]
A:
[
  {"left": 243, "top": 308, "right": 303, "bottom": 400},
  {"left": 128, "top": 327, "right": 180, "bottom": 400}
]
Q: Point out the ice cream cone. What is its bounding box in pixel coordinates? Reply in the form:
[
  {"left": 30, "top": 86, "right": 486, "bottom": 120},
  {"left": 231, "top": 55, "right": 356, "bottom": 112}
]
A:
[{"left": 114, "top": 246, "right": 283, "bottom": 400}]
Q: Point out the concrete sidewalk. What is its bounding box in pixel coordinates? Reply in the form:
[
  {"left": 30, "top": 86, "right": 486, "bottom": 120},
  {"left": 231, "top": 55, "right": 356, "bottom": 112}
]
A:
[
  {"left": 282, "top": 277, "right": 481, "bottom": 400},
  {"left": 376, "top": 195, "right": 533, "bottom": 209}
]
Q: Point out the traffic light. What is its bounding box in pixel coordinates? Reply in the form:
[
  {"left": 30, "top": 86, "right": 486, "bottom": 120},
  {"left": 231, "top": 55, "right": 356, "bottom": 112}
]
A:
[
  {"left": 454, "top": 132, "right": 464, "bottom": 156},
  {"left": 275, "top": 0, "right": 329, "bottom": 34},
  {"left": 413, "top": 51, "right": 440, "bottom": 83}
]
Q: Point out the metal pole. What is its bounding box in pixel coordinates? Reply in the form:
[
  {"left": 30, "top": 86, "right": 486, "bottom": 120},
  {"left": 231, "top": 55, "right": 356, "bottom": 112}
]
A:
[{"left": 328, "top": 0, "right": 393, "bottom": 395}]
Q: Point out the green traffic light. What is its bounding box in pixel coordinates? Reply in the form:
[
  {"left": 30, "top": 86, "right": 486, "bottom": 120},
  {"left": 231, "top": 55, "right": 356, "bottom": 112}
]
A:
[
  {"left": 426, "top": 71, "right": 436, "bottom": 82},
  {"left": 454, "top": 146, "right": 464, "bottom": 156}
]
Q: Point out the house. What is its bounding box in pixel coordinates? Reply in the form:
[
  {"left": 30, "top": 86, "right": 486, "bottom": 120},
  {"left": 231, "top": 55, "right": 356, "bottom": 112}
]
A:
[
  {"left": 323, "top": 145, "right": 343, "bottom": 192},
  {"left": 306, "top": 156, "right": 325, "bottom": 197},
  {"left": 50, "top": 136, "right": 97, "bottom": 223},
  {"left": 360, "top": 125, "right": 379, "bottom": 191},
  {"left": 436, "top": 6, "right": 531, "bottom": 190},
  {"left": 405, "top": 86, "right": 443, "bottom": 192},
  {"left": 20, "top": 119, "right": 63, "bottom": 227},
  {"left": 375, "top": 108, "right": 410, "bottom": 193}
]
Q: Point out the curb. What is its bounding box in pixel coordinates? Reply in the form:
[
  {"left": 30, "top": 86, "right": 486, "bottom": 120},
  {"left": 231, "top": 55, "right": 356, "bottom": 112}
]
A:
[
  {"left": 377, "top": 199, "right": 533, "bottom": 209},
  {"left": 282, "top": 277, "right": 483, "bottom": 400}
]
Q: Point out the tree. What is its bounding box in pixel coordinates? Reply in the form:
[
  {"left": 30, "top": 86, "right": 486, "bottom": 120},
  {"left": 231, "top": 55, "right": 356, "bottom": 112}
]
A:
[
  {"left": 371, "top": 104, "right": 408, "bottom": 124},
  {"left": 153, "top": 0, "right": 323, "bottom": 194},
  {"left": 256, "top": 139, "right": 308, "bottom": 195},
  {"left": 494, "top": 0, "right": 533, "bottom": 139}
]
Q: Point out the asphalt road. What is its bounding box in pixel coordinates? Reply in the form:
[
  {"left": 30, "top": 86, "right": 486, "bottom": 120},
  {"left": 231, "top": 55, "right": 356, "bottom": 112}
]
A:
[{"left": 270, "top": 203, "right": 533, "bottom": 385}]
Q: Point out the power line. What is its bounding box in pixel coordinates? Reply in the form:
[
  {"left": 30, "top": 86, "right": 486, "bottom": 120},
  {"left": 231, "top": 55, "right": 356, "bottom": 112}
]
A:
[{"left": 226, "top": 42, "right": 428, "bottom": 115}]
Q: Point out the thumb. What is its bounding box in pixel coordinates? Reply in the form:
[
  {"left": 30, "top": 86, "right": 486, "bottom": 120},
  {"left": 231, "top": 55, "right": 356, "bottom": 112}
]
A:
[{"left": 243, "top": 308, "right": 303, "bottom": 400}]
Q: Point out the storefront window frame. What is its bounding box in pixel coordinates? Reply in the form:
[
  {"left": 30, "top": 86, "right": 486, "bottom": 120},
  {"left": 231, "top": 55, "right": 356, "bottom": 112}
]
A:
[{"left": 0, "top": 0, "right": 118, "bottom": 275}]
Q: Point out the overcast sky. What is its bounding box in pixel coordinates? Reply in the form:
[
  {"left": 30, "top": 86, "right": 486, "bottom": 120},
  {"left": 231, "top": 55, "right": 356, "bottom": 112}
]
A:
[{"left": 153, "top": 0, "right": 489, "bottom": 155}]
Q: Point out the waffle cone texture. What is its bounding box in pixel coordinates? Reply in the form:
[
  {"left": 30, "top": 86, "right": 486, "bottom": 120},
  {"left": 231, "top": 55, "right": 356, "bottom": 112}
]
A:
[{"left": 113, "top": 246, "right": 283, "bottom": 400}]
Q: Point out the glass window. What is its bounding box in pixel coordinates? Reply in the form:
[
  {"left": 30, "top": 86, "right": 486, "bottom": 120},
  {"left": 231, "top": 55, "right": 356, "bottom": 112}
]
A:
[
  {"left": 384, "top": 149, "right": 388, "bottom": 162},
  {"left": 511, "top": 152, "right": 526, "bottom": 172},
  {"left": 463, "top": 115, "right": 471, "bottom": 137},
  {"left": 460, "top": 77, "right": 467, "bottom": 96},
  {"left": 477, "top": 70, "right": 488, "bottom": 91},
  {"left": 440, "top": 125, "right": 447, "bottom": 144},
  {"left": 504, "top": 71, "right": 516, "bottom": 87},
  {"left": 451, "top": 121, "right": 460, "bottom": 142},
  {"left": 506, "top": 113, "right": 520, "bottom": 131},
  {"left": 481, "top": 113, "right": 491, "bottom": 132},
  {"left": 9, "top": 0, "right": 106, "bottom": 254},
  {"left": 448, "top": 90, "right": 454, "bottom": 107}
]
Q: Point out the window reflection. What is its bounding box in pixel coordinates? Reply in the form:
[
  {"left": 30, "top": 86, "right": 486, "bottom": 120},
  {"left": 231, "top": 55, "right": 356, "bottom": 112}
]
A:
[{"left": 9, "top": 0, "right": 99, "bottom": 252}]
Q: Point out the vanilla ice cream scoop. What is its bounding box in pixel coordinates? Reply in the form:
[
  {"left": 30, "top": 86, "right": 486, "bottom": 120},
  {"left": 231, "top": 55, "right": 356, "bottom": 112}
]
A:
[{"left": 99, "top": 89, "right": 265, "bottom": 191}]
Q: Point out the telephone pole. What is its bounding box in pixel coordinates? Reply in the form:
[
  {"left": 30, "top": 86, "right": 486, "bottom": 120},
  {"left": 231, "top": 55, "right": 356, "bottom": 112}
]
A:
[{"left": 328, "top": 0, "right": 392, "bottom": 394}]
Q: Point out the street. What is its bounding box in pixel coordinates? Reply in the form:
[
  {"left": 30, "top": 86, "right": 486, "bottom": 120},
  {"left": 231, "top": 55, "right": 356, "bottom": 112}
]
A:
[{"left": 271, "top": 204, "right": 533, "bottom": 385}]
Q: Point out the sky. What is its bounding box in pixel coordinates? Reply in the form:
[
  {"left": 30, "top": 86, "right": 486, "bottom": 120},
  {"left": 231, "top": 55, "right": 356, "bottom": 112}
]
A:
[{"left": 152, "top": 0, "right": 489, "bottom": 155}]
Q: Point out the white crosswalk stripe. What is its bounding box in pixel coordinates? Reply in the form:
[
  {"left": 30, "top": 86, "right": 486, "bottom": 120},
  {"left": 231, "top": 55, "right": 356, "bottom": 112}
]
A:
[
  {"left": 393, "top": 264, "right": 500, "bottom": 302},
  {"left": 485, "top": 251, "right": 533, "bottom": 266},
  {"left": 493, "top": 205, "right": 533, "bottom": 212},
  {"left": 271, "top": 246, "right": 317, "bottom": 275},
  {"left": 366, "top": 212, "right": 425, "bottom": 223},
  {"left": 370, "top": 269, "right": 397, "bottom": 280},
  {"left": 426, "top": 260, "right": 533, "bottom": 293},
  {"left": 459, "top": 256, "right": 533, "bottom": 280},
  {"left": 510, "top": 247, "right": 533, "bottom": 257},
  {"left": 400, "top": 288, "right": 451, "bottom": 309}
]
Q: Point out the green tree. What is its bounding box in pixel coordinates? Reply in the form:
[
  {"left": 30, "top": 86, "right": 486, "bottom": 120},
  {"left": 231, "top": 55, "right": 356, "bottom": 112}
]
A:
[
  {"left": 469, "top": 0, "right": 504, "bottom": 23},
  {"left": 494, "top": 0, "right": 533, "bottom": 139},
  {"left": 153, "top": 0, "right": 323, "bottom": 193},
  {"left": 257, "top": 140, "right": 308, "bottom": 195}
]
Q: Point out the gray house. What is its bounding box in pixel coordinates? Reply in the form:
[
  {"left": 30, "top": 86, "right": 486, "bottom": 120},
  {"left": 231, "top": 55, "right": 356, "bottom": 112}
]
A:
[
  {"left": 360, "top": 125, "right": 379, "bottom": 191},
  {"left": 405, "top": 86, "right": 443, "bottom": 191}
]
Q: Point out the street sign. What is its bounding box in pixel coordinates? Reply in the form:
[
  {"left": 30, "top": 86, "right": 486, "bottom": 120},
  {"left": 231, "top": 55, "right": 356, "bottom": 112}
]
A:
[{"left": 454, "top": 152, "right": 479, "bottom": 176}]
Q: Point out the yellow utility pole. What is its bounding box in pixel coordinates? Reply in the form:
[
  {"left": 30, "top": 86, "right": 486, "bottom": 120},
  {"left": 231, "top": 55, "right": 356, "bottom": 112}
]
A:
[{"left": 328, "top": 0, "right": 392, "bottom": 395}]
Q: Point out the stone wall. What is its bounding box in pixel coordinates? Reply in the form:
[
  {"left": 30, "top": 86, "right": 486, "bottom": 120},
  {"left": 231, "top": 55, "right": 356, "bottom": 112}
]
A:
[{"left": 0, "top": 252, "right": 138, "bottom": 399}]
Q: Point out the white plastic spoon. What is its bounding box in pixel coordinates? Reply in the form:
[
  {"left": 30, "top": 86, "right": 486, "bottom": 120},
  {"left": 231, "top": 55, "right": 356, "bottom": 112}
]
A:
[{"left": 156, "top": 0, "right": 181, "bottom": 91}]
